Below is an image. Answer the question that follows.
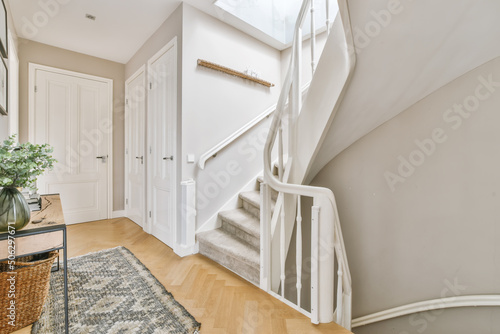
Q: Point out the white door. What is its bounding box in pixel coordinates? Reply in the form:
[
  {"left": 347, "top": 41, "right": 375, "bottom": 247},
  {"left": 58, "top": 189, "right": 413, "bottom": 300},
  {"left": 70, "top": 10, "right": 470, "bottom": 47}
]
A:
[
  {"left": 147, "top": 38, "right": 177, "bottom": 248},
  {"left": 125, "top": 66, "right": 146, "bottom": 227},
  {"left": 29, "top": 64, "right": 112, "bottom": 224}
]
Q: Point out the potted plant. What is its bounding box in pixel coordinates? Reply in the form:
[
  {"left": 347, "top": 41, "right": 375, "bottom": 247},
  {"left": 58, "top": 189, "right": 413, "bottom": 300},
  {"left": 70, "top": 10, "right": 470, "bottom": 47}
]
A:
[{"left": 0, "top": 135, "right": 56, "bottom": 232}]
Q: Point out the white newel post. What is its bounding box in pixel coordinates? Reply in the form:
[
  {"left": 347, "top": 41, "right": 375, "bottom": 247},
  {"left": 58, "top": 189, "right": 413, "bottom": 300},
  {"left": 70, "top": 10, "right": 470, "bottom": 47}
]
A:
[
  {"left": 177, "top": 179, "right": 197, "bottom": 257},
  {"left": 314, "top": 195, "right": 335, "bottom": 323}
]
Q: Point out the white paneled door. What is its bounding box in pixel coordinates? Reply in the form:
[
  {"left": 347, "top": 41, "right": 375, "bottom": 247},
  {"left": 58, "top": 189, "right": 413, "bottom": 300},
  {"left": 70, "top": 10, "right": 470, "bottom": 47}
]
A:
[
  {"left": 125, "top": 66, "right": 146, "bottom": 227},
  {"left": 29, "top": 64, "right": 112, "bottom": 224},
  {"left": 147, "top": 38, "right": 177, "bottom": 248}
]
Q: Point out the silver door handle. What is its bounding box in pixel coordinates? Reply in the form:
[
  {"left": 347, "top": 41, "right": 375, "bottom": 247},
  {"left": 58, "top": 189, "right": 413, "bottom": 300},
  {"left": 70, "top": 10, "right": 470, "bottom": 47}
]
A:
[
  {"left": 136, "top": 156, "right": 144, "bottom": 164},
  {"left": 163, "top": 156, "right": 174, "bottom": 161},
  {"left": 96, "top": 156, "right": 107, "bottom": 162}
]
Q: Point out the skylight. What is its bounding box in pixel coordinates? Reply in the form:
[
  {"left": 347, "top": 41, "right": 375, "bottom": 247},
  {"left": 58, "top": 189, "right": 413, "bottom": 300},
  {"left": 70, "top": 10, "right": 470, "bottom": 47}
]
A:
[{"left": 214, "top": 0, "right": 339, "bottom": 46}]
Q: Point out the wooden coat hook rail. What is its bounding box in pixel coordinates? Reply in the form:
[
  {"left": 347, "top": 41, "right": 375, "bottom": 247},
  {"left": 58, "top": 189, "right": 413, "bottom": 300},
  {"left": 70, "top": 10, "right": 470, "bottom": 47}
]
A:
[{"left": 197, "top": 59, "right": 275, "bottom": 87}]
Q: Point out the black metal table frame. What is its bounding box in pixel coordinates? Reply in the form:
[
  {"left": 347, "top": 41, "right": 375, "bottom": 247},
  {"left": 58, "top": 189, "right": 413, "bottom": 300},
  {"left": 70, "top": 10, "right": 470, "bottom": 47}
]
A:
[{"left": 0, "top": 225, "right": 68, "bottom": 333}]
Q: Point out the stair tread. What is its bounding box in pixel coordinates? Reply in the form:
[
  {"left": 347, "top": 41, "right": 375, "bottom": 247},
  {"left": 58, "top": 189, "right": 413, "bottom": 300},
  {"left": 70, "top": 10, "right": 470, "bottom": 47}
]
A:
[
  {"left": 239, "top": 190, "right": 262, "bottom": 208},
  {"left": 198, "top": 228, "right": 259, "bottom": 268},
  {"left": 220, "top": 208, "right": 260, "bottom": 238}
]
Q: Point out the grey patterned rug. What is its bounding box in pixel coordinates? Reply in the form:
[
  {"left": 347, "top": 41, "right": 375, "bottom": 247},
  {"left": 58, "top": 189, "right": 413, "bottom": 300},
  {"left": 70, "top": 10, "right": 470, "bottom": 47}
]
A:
[{"left": 31, "top": 247, "right": 201, "bottom": 334}]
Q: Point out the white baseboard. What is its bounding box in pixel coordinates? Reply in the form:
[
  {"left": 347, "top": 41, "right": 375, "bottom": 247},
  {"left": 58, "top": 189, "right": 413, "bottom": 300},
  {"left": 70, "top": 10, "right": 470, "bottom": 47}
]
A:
[
  {"left": 112, "top": 210, "right": 126, "bottom": 218},
  {"left": 196, "top": 171, "right": 262, "bottom": 234},
  {"left": 352, "top": 294, "right": 500, "bottom": 328}
]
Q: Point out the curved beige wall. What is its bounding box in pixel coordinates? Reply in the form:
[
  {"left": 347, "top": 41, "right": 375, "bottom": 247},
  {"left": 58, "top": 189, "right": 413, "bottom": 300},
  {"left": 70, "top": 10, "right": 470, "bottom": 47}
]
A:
[
  {"left": 313, "top": 57, "right": 500, "bottom": 333},
  {"left": 310, "top": 0, "right": 500, "bottom": 182}
]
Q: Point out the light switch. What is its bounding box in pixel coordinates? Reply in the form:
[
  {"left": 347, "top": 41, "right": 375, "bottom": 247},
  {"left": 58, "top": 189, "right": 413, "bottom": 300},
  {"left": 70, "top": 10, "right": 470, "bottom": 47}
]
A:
[{"left": 187, "top": 154, "right": 195, "bottom": 163}]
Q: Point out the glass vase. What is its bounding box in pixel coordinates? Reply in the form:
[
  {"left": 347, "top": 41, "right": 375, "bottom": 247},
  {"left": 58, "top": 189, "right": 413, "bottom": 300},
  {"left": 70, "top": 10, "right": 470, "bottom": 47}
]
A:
[{"left": 0, "top": 187, "right": 31, "bottom": 232}]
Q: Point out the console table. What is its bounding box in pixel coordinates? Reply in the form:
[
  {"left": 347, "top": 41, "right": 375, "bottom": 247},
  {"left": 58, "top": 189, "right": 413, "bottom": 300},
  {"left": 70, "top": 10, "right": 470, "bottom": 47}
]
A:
[{"left": 0, "top": 194, "right": 68, "bottom": 333}]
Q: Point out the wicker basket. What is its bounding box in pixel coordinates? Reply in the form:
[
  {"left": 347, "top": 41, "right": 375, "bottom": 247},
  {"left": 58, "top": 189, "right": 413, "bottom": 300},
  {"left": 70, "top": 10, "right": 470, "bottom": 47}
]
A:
[{"left": 0, "top": 251, "right": 59, "bottom": 333}]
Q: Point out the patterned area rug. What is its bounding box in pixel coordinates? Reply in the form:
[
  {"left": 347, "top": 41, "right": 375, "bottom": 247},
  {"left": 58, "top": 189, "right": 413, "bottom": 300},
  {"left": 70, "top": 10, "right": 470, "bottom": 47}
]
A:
[{"left": 31, "top": 247, "right": 201, "bottom": 334}]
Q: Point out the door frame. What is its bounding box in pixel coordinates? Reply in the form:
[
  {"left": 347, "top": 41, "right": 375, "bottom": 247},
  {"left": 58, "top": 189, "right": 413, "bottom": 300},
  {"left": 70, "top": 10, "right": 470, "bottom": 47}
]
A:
[
  {"left": 124, "top": 65, "right": 146, "bottom": 228},
  {"left": 28, "top": 63, "right": 114, "bottom": 220},
  {"left": 146, "top": 37, "right": 178, "bottom": 244},
  {"left": 8, "top": 29, "right": 19, "bottom": 136}
]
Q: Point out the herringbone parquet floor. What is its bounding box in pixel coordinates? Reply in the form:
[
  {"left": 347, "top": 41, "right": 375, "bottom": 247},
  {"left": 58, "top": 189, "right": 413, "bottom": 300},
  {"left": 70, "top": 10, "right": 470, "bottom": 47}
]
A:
[{"left": 14, "top": 218, "right": 352, "bottom": 334}]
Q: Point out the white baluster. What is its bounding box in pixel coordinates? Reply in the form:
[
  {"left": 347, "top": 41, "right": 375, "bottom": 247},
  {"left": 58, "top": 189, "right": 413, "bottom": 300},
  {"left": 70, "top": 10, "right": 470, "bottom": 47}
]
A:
[
  {"left": 296, "top": 195, "right": 303, "bottom": 308},
  {"left": 336, "top": 269, "right": 344, "bottom": 324},
  {"left": 279, "top": 124, "right": 285, "bottom": 299},
  {"left": 290, "top": 27, "right": 302, "bottom": 159},
  {"left": 326, "top": 0, "right": 331, "bottom": 35},
  {"left": 280, "top": 202, "right": 286, "bottom": 299},
  {"left": 310, "top": 204, "right": 320, "bottom": 324},
  {"left": 278, "top": 126, "right": 284, "bottom": 182},
  {"left": 260, "top": 182, "right": 271, "bottom": 291},
  {"left": 310, "top": 0, "right": 316, "bottom": 74}
]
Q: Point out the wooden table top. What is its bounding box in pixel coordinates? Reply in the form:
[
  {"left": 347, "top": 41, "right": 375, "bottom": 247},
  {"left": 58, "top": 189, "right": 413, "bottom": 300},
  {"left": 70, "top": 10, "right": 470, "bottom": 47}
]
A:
[
  {"left": 25, "top": 194, "right": 65, "bottom": 230},
  {"left": 0, "top": 194, "right": 65, "bottom": 238}
]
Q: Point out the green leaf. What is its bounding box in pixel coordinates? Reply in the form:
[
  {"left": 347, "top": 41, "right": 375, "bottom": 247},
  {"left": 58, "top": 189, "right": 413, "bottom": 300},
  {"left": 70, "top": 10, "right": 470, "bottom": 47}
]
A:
[{"left": 0, "top": 135, "right": 56, "bottom": 188}]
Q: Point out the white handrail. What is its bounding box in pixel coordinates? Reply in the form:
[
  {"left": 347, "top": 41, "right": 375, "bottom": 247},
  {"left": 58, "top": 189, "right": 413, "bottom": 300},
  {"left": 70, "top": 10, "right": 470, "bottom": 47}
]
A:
[
  {"left": 261, "top": 0, "right": 356, "bottom": 329},
  {"left": 263, "top": 0, "right": 352, "bottom": 284},
  {"left": 198, "top": 105, "right": 274, "bottom": 169},
  {"left": 198, "top": 82, "right": 312, "bottom": 170}
]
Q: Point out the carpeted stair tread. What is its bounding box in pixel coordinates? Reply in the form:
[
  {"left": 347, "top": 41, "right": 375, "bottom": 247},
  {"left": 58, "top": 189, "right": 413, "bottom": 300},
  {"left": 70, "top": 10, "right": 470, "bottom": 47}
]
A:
[
  {"left": 219, "top": 208, "right": 260, "bottom": 248},
  {"left": 220, "top": 208, "right": 260, "bottom": 239},
  {"left": 198, "top": 229, "right": 259, "bottom": 284},
  {"left": 239, "top": 190, "right": 276, "bottom": 219},
  {"left": 198, "top": 229, "right": 259, "bottom": 268},
  {"left": 239, "top": 190, "right": 261, "bottom": 208}
]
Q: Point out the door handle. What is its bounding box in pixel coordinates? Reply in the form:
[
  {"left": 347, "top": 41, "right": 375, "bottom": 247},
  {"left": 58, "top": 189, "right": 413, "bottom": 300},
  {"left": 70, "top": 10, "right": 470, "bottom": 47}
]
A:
[
  {"left": 96, "top": 156, "right": 107, "bottom": 163},
  {"left": 163, "top": 156, "right": 174, "bottom": 161},
  {"left": 136, "top": 156, "right": 144, "bottom": 164}
]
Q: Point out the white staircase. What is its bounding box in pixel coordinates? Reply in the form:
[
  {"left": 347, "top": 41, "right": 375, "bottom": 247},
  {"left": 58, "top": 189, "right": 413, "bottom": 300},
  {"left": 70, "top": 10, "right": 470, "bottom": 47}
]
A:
[
  {"left": 198, "top": 0, "right": 356, "bottom": 330},
  {"left": 198, "top": 176, "right": 276, "bottom": 285}
]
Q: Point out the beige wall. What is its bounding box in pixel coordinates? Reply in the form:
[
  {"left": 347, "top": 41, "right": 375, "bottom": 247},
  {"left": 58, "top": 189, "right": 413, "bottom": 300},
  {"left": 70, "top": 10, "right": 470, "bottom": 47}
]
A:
[
  {"left": 125, "top": 4, "right": 183, "bottom": 79},
  {"left": 18, "top": 39, "right": 125, "bottom": 211},
  {"left": 314, "top": 57, "right": 500, "bottom": 333}
]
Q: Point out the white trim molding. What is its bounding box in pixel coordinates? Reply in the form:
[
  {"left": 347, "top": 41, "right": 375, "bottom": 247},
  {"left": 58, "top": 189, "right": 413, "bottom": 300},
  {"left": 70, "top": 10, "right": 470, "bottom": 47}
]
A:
[
  {"left": 112, "top": 210, "right": 126, "bottom": 218},
  {"left": 352, "top": 295, "right": 500, "bottom": 328}
]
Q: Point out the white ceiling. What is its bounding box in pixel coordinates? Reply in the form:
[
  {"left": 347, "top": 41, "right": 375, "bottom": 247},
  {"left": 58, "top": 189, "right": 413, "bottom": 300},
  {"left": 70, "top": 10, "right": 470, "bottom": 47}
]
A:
[
  {"left": 7, "top": 0, "right": 309, "bottom": 65},
  {"left": 7, "top": 0, "right": 183, "bottom": 64}
]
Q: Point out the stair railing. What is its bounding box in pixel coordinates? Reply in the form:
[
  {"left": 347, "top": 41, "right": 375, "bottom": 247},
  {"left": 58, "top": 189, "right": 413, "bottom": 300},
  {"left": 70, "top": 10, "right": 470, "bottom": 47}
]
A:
[{"left": 261, "top": 0, "right": 352, "bottom": 329}]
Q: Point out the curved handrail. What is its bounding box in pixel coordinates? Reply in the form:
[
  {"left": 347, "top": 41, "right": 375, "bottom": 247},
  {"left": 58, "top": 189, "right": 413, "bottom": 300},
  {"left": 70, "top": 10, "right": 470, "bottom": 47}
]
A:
[{"left": 263, "top": 0, "right": 356, "bottom": 321}]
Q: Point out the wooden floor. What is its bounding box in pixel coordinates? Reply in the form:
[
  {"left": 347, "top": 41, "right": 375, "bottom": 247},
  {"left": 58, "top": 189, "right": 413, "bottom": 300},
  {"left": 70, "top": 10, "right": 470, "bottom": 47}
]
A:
[{"left": 15, "top": 218, "right": 351, "bottom": 334}]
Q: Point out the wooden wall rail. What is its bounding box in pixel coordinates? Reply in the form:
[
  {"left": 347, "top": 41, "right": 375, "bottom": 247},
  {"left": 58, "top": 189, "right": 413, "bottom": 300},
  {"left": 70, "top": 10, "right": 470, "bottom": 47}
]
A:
[{"left": 197, "top": 59, "right": 275, "bottom": 87}]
